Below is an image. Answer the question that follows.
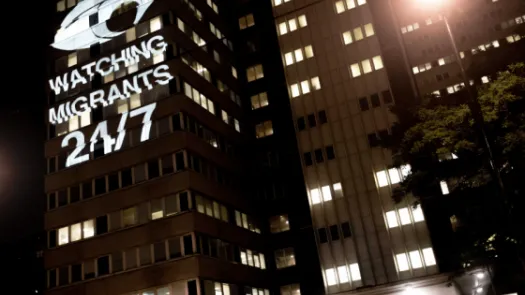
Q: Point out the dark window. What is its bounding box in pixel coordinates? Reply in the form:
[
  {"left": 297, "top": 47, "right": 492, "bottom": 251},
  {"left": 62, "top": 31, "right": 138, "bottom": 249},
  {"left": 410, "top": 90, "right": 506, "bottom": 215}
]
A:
[
  {"left": 378, "top": 129, "right": 389, "bottom": 140},
  {"left": 330, "top": 225, "right": 340, "bottom": 241},
  {"left": 318, "top": 228, "right": 328, "bottom": 243},
  {"left": 48, "top": 269, "right": 57, "bottom": 288},
  {"left": 382, "top": 90, "right": 393, "bottom": 104},
  {"left": 370, "top": 94, "right": 380, "bottom": 107},
  {"left": 48, "top": 193, "right": 56, "bottom": 210},
  {"left": 307, "top": 114, "right": 316, "bottom": 128},
  {"left": 443, "top": 72, "right": 450, "bottom": 79},
  {"left": 70, "top": 186, "right": 80, "bottom": 203},
  {"left": 58, "top": 267, "right": 68, "bottom": 286},
  {"left": 180, "top": 191, "right": 189, "bottom": 211},
  {"left": 108, "top": 173, "right": 119, "bottom": 191},
  {"left": 169, "top": 237, "right": 182, "bottom": 258},
  {"left": 154, "top": 241, "right": 167, "bottom": 262},
  {"left": 97, "top": 256, "right": 110, "bottom": 276},
  {"left": 188, "top": 280, "right": 198, "bottom": 295},
  {"left": 183, "top": 235, "right": 194, "bottom": 255},
  {"left": 71, "top": 264, "right": 82, "bottom": 282},
  {"left": 90, "top": 43, "right": 100, "bottom": 57},
  {"left": 58, "top": 190, "right": 67, "bottom": 207},
  {"left": 121, "top": 168, "right": 132, "bottom": 187},
  {"left": 368, "top": 133, "right": 380, "bottom": 147},
  {"left": 172, "top": 113, "right": 182, "bottom": 130},
  {"left": 200, "top": 236, "right": 210, "bottom": 256},
  {"left": 175, "top": 151, "right": 185, "bottom": 171},
  {"left": 359, "top": 97, "right": 369, "bottom": 111},
  {"left": 49, "top": 230, "right": 57, "bottom": 248},
  {"left": 96, "top": 215, "right": 108, "bottom": 235},
  {"left": 57, "top": 154, "right": 66, "bottom": 170},
  {"left": 314, "top": 149, "right": 324, "bottom": 163},
  {"left": 94, "top": 177, "right": 106, "bottom": 195},
  {"left": 318, "top": 110, "right": 327, "bottom": 124},
  {"left": 303, "top": 152, "right": 313, "bottom": 166},
  {"left": 297, "top": 117, "right": 306, "bottom": 131},
  {"left": 436, "top": 74, "right": 443, "bottom": 81},
  {"left": 93, "top": 141, "right": 105, "bottom": 159},
  {"left": 161, "top": 155, "right": 174, "bottom": 175},
  {"left": 326, "top": 146, "right": 335, "bottom": 160},
  {"left": 112, "top": 252, "right": 123, "bottom": 272},
  {"left": 82, "top": 181, "right": 92, "bottom": 199},
  {"left": 148, "top": 160, "right": 160, "bottom": 179},
  {"left": 431, "top": 60, "right": 439, "bottom": 67},
  {"left": 48, "top": 157, "right": 56, "bottom": 173},
  {"left": 341, "top": 222, "right": 352, "bottom": 238}
]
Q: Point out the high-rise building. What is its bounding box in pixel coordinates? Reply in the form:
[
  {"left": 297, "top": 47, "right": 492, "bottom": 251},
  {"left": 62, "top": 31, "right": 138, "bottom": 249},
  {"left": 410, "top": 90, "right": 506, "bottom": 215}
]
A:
[
  {"left": 44, "top": 0, "right": 524, "bottom": 294},
  {"left": 269, "top": 0, "right": 524, "bottom": 293}
]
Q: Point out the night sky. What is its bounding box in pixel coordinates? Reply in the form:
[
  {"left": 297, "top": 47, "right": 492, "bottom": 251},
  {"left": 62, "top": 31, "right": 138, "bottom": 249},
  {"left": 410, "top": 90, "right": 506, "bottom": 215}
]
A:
[{"left": 0, "top": 3, "right": 50, "bottom": 245}]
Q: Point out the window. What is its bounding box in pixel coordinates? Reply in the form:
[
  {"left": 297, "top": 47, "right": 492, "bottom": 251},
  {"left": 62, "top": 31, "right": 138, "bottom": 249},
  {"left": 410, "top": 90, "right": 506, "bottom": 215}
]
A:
[
  {"left": 422, "top": 247, "right": 436, "bottom": 266},
  {"left": 67, "top": 53, "right": 77, "bottom": 67},
  {"left": 303, "top": 152, "right": 313, "bottom": 166},
  {"left": 255, "top": 121, "right": 273, "bottom": 138},
  {"left": 409, "top": 250, "right": 423, "bottom": 268},
  {"left": 350, "top": 63, "right": 361, "bottom": 77},
  {"left": 275, "top": 248, "right": 295, "bottom": 268},
  {"left": 370, "top": 94, "right": 380, "bottom": 107},
  {"left": 343, "top": 31, "right": 353, "bottom": 44},
  {"left": 326, "top": 146, "right": 335, "bottom": 160},
  {"left": 361, "top": 59, "right": 372, "bottom": 73},
  {"left": 353, "top": 27, "right": 364, "bottom": 41},
  {"left": 280, "top": 284, "right": 300, "bottom": 295},
  {"left": 273, "top": 0, "right": 291, "bottom": 6},
  {"left": 412, "top": 204, "right": 425, "bottom": 222},
  {"left": 385, "top": 211, "right": 398, "bottom": 228},
  {"left": 318, "top": 228, "right": 328, "bottom": 243},
  {"left": 270, "top": 215, "right": 290, "bottom": 233},
  {"left": 372, "top": 55, "right": 383, "bottom": 70},
  {"left": 247, "top": 64, "right": 264, "bottom": 82},
  {"left": 318, "top": 110, "right": 327, "bottom": 124},
  {"left": 341, "top": 222, "right": 352, "bottom": 238},
  {"left": 440, "top": 180, "right": 449, "bottom": 195},
  {"left": 325, "top": 268, "right": 337, "bottom": 286},
  {"left": 297, "top": 117, "right": 306, "bottom": 131},
  {"left": 57, "top": 0, "right": 66, "bottom": 11},
  {"left": 283, "top": 45, "right": 314, "bottom": 66},
  {"left": 364, "top": 23, "right": 374, "bottom": 37},
  {"left": 359, "top": 97, "right": 369, "bottom": 111},
  {"left": 396, "top": 253, "right": 409, "bottom": 271},
  {"left": 239, "top": 14, "right": 255, "bottom": 30},
  {"left": 277, "top": 15, "right": 307, "bottom": 36},
  {"left": 251, "top": 92, "right": 269, "bottom": 109},
  {"left": 289, "top": 77, "right": 321, "bottom": 97},
  {"left": 329, "top": 225, "right": 339, "bottom": 241}
]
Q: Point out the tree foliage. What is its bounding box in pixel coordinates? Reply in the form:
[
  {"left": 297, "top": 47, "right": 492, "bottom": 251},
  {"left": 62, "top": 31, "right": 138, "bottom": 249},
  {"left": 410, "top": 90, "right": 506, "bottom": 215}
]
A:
[{"left": 389, "top": 63, "right": 525, "bottom": 277}]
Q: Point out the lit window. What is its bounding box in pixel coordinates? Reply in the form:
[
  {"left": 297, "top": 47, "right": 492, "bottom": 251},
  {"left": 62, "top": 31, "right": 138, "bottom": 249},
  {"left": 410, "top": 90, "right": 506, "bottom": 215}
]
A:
[
  {"left": 349, "top": 263, "right": 361, "bottom": 281},
  {"left": 346, "top": 0, "right": 356, "bottom": 9},
  {"left": 343, "top": 31, "right": 353, "bottom": 44},
  {"left": 337, "top": 266, "right": 349, "bottom": 283},
  {"left": 325, "top": 268, "right": 337, "bottom": 286},
  {"left": 400, "top": 164, "right": 411, "bottom": 179},
  {"left": 288, "top": 19, "right": 297, "bottom": 31},
  {"left": 304, "top": 45, "right": 314, "bottom": 58},
  {"left": 310, "top": 188, "right": 321, "bottom": 204},
  {"left": 67, "top": 53, "right": 77, "bottom": 67},
  {"left": 321, "top": 185, "right": 332, "bottom": 201},
  {"left": 275, "top": 247, "right": 296, "bottom": 268},
  {"left": 350, "top": 63, "right": 361, "bottom": 77},
  {"left": 438, "top": 58, "right": 445, "bottom": 66},
  {"left": 409, "top": 250, "right": 423, "bottom": 268},
  {"left": 396, "top": 253, "right": 409, "bottom": 271},
  {"left": 357, "top": 0, "right": 366, "bottom": 5},
  {"left": 291, "top": 84, "right": 300, "bottom": 97},
  {"left": 311, "top": 77, "right": 321, "bottom": 90},
  {"left": 372, "top": 55, "right": 383, "bottom": 70},
  {"left": 398, "top": 208, "right": 411, "bottom": 225},
  {"left": 279, "top": 22, "right": 288, "bottom": 35},
  {"left": 294, "top": 49, "right": 304, "bottom": 62},
  {"left": 333, "top": 182, "right": 343, "bottom": 198},
  {"left": 247, "top": 64, "right": 264, "bottom": 82},
  {"left": 123, "top": 207, "right": 136, "bottom": 226},
  {"left": 364, "top": 23, "right": 374, "bottom": 37},
  {"left": 440, "top": 180, "right": 449, "bottom": 195},
  {"left": 335, "top": 1, "right": 345, "bottom": 13},
  {"left": 150, "top": 16, "right": 162, "bottom": 32},
  {"left": 251, "top": 92, "right": 269, "bottom": 109},
  {"left": 481, "top": 76, "right": 489, "bottom": 84},
  {"left": 239, "top": 14, "right": 255, "bottom": 30},
  {"left": 298, "top": 15, "right": 307, "bottom": 27},
  {"left": 285, "top": 52, "right": 294, "bottom": 65},
  {"left": 231, "top": 66, "right": 237, "bottom": 78},
  {"left": 412, "top": 67, "right": 419, "bottom": 74},
  {"left": 280, "top": 284, "right": 300, "bottom": 295},
  {"left": 57, "top": 0, "right": 66, "bottom": 12},
  {"left": 300, "top": 80, "right": 310, "bottom": 94},
  {"left": 385, "top": 211, "right": 398, "bottom": 228},
  {"left": 70, "top": 223, "right": 81, "bottom": 242},
  {"left": 492, "top": 40, "right": 500, "bottom": 48},
  {"left": 361, "top": 59, "right": 372, "bottom": 73},
  {"left": 376, "top": 171, "right": 388, "bottom": 187},
  {"left": 270, "top": 215, "right": 290, "bottom": 233},
  {"left": 274, "top": 0, "right": 282, "bottom": 5},
  {"left": 256, "top": 121, "right": 273, "bottom": 138},
  {"left": 412, "top": 204, "right": 425, "bottom": 222},
  {"left": 126, "top": 27, "right": 136, "bottom": 42},
  {"left": 353, "top": 27, "right": 364, "bottom": 41},
  {"left": 422, "top": 248, "right": 436, "bottom": 266},
  {"left": 58, "top": 227, "right": 69, "bottom": 245},
  {"left": 153, "top": 52, "right": 164, "bottom": 64},
  {"left": 83, "top": 219, "right": 95, "bottom": 238},
  {"left": 388, "top": 168, "right": 401, "bottom": 184}
]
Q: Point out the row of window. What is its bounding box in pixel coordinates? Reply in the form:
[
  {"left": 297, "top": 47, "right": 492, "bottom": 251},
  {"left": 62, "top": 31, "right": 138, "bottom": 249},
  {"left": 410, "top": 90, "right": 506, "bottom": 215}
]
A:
[
  {"left": 395, "top": 248, "right": 436, "bottom": 271},
  {"left": 495, "top": 14, "right": 524, "bottom": 31},
  {"left": 278, "top": 15, "right": 308, "bottom": 36},
  {"left": 310, "top": 182, "right": 344, "bottom": 205},
  {"left": 297, "top": 110, "right": 327, "bottom": 131},
  {"left": 318, "top": 222, "right": 352, "bottom": 243},
  {"left": 303, "top": 146, "right": 336, "bottom": 166},
  {"left": 255, "top": 121, "right": 274, "bottom": 139},
  {"left": 335, "top": 0, "right": 366, "bottom": 14},
  {"left": 400, "top": 15, "right": 443, "bottom": 34},
  {"left": 375, "top": 165, "right": 411, "bottom": 188},
  {"left": 284, "top": 45, "right": 314, "bottom": 66},
  {"left": 48, "top": 150, "right": 239, "bottom": 209},
  {"left": 48, "top": 232, "right": 264, "bottom": 289},
  {"left": 358, "top": 90, "right": 393, "bottom": 111},
  {"left": 350, "top": 55, "right": 384, "bottom": 77},
  {"left": 325, "top": 263, "right": 361, "bottom": 286},
  {"left": 385, "top": 204, "right": 425, "bottom": 229},
  {"left": 412, "top": 54, "right": 455, "bottom": 75},
  {"left": 342, "top": 23, "right": 374, "bottom": 45},
  {"left": 290, "top": 76, "right": 321, "bottom": 98},
  {"left": 118, "top": 279, "right": 272, "bottom": 295}
]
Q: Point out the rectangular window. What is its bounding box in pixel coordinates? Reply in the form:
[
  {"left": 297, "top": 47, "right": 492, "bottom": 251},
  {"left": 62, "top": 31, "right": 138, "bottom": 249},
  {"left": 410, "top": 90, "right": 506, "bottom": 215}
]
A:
[
  {"left": 422, "top": 248, "right": 436, "bottom": 266},
  {"left": 337, "top": 266, "right": 349, "bottom": 283},
  {"left": 396, "top": 253, "right": 409, "bottom": 271},
  {"left": 251, "top": 92, "right": 269, "bottom": 109},
  {"left": 239, "top": 14, "right": 255, "bottom": 30},
  {"left": 350, "top": 63, "right": 361, "bottom": 77},
  {"left": 247, "top": 64, "right": 264, "bottom": 82},
  {"left": 372, "top": 55, "right": 384, "bottom": 70},
  {"left": 361, "top": 59, "right": 372, "bottom": 73},
  {"left": 385, "top": 210, "right": 398, "bottom": 228},
  {"left": 350, "top": 263, "right": 361, "bottom": 281},
  {"left": 353, "top": 27, "right": 364, "bottom": 41},
  {"left": 409, "top": 250, "right": 423, "bottom": 268},
  {"left": 343, "top": 31, "right": 353, "bottom": 44},
  {"left": 364, "top": 23, "right": 374, "bottom": 37},
  {"left": 325, "top": 268, "right": 337, "bottom": 286},
  {"left": 270, "top": 215, "right": 290, "bottom": 233}
]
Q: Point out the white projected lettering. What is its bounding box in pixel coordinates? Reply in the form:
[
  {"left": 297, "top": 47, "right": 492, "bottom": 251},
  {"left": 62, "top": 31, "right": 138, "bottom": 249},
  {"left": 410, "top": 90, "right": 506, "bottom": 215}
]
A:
[
  {"left": 61, "top": 103, "right": 157, "bottom": 167},
  {"left": 49, "top": 35, "right": 168, "bottom": 95},
  {"left": 52, "top": 0, "right": 154, "bottom": 51}
]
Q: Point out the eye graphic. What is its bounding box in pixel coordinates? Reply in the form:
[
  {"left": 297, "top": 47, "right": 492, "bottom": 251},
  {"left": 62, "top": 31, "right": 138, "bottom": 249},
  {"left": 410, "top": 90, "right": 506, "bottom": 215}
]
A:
[{"left": 52, "top": 0, "right": 154, "bottom": 51}]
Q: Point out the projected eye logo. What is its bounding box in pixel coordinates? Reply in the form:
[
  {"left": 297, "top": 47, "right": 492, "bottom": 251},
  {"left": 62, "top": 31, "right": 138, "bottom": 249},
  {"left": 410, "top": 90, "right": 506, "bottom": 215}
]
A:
[{"left": 52, "top": 0, "right": 154, "bottom": 51}]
